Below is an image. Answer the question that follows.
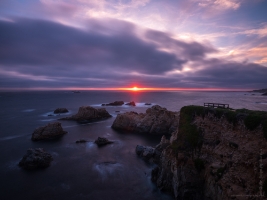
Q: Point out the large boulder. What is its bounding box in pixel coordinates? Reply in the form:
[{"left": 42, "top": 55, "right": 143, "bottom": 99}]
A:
[
  {"left": 125, "top": 101, "right": 136, "bottom": 106},
  {"left": 112, "top": 105, "right": 179, "bottom": 135},
  {"left": 31, "top": 122, "right": 67, "bottom": 141},
  {"left": 94, "top": 137, "right": 114, "bottom": 146},
  {"left": 19, "top": 148, "right": 53, "bottom": 170},
  {"left": 102, "top": 101, "right": 124, "bottom": 106},
  {"left": 54, "top": 108, "right": 68, "bottom": 114},
  {"left": 61, "top": 106, "right": 112, "bottom": 123}
]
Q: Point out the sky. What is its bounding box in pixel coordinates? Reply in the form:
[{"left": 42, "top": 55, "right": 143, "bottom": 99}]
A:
[{"left": 0, "top": 0, "right": 267, "bottom": 90}]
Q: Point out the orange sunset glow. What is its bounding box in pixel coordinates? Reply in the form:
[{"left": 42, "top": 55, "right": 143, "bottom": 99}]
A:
[{"left": 2, "top": 87, "right": 252, "bottom": 91}]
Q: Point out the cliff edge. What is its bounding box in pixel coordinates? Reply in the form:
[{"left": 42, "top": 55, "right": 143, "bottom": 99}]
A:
[{"left": 152, "top": 106, "right": 267, "bottom": 199}]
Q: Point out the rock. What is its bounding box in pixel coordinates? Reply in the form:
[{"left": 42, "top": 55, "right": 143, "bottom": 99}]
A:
[
  {"left": 145, "top": 103, "right": 152, "bottom": 105},
  {"left": 31, "top": 122, "right": 67, "bottom": 141},
  {"left": 136, "top": 145, "right": 155, "bottom": 160},
  {"left": 76, "top": 139, "right": 87, "bottom": 143},
  {"left": 102, "top": 101, "right": 124, "bottom": 106},
  {"left": 262, "top": 92, "right": 267, "bottom": 96},
  {"left": 94, "top": 137, "right": 114, "bottom": 146},
  {"left": 115, "top": 111, "right": 120, "bottom": 112},
  {"left": 125, "top": 101, "right": 136, "bottom": 106},
  {"left": 54, "top": 108, "right": 68, "bottom": 114},
  {"left": 48, "top": 114, "right": 54, "bottom": 117},
  {"left": 61, "top": 106, "right": 111, "bottom": 123},
  {"left": 112, "top": 105, "right": 179, "bottom": 135},
  {"left": 18, "top": 148, "right": 53, "bottom": 170}
]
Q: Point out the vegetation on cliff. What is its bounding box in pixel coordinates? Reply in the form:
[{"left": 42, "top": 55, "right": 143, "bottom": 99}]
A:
[{"left": 171, "top": 105, "right": 267, "bottom": 152}]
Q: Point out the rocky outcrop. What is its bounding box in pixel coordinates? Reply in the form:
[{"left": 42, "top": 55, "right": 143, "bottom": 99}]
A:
[
  {"left": 125, "top": 101, "right": 136, "bottom": 106},
  {"left": 54, "top": 108, "right": 68, "bottom": 114},
  {"left": 19, "top": 148, "right": 53, "bottom": 170},
  {"left": 151, "top": 106, "right": 267, "bottom": 199},
  {"left": 136, "top": 145, "right": 155, "bottom": 160},
  {"left": 61, "top": 106, "right": 111, "bottom": 123},
  {"left": 262, "top": 92, "right": 267, "bottom": 96},
  {"left": 94, "top": 137, "right": 114, "bottom": 146},
  {"left": 112, "top": 105, "right": 179, "bottom": 135},
  {"left": 102, "top": 101, "right": 124, "bottom": 106},
  {"left": 31, "top": 122, "right": 67, "bottom": 141},
  {"left": 136, "top": 136, "right": 170, "bottom": 164}
]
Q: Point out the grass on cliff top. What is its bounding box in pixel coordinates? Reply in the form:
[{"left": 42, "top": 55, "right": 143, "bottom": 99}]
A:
[
  {"left": 171, "top": 106, "right": 267, "bottom": 151},
  {"left": 172, "top": 106, "right": 204, "bottom": 151}
]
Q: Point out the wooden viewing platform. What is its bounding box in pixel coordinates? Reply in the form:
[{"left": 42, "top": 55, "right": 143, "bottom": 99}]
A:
[{"left": 204, "top": 103, "right": 229, "bottom": 109}]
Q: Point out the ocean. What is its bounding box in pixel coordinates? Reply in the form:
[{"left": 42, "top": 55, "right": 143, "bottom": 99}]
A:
[{"left": 0, "top": 91, "right": 266, "bottom": 200}]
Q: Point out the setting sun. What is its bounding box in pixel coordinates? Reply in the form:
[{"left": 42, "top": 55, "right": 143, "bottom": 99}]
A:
[{"left": 132, "top": 86, "right": 139, "bottom": 91}]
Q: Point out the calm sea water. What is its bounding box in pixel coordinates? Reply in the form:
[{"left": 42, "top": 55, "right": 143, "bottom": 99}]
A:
[{"left": 0, "top": 91, "right": 266, "bottom": 200}]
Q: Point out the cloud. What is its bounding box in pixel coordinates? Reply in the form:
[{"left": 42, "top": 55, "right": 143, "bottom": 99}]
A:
[
  {"left": 198, "top": 0, "right": 241, "bottom": 11},
  {"left": 0, "top": 17, "right": 266, "bottom": 89}
]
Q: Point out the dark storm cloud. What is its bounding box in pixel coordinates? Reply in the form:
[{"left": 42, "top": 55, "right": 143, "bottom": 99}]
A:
[
  {"left": 0, "top": 18, "right": 185, "bottom": 76},
  {"left": 0, "top": 17, "right": 267, "bottom": 89}
]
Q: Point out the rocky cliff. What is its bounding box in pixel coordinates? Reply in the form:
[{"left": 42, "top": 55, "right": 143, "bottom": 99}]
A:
[
  {"left": 151, "top": 106, "right": 267, "bottom": 199},
  {"left": 112, "top": 105, "right": 179, "bottom": 135}
]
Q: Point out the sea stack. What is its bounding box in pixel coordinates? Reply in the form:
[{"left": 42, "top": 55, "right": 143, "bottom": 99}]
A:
[
  {"left": 31, "top": 122, "right": 67, "bottom": 141},
  {"left": 61, "top": 106, "right": 112, "bottom": 123},
  {"left": 112, "top": 105, "right": 179, "bottom": 135},
  {"left": 19, "top": 148, "right": 53, "bottom": 170}
]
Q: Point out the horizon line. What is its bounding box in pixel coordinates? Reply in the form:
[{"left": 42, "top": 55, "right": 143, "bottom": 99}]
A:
[{"left": 0, "top": 87, "right": 255, "bottom": 92}]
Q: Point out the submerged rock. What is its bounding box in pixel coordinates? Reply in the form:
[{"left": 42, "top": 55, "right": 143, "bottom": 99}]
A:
[
  {"left": 31, "top": 122, "right": 67, "bottom": 141},
  {"left": 19, "top": 148, "right": 53, "bottom": 170},
  {"left": 112, "top": 105, "right": 179, "bottom": 135},
  {"left": 76, "top": 139, "right": 87, "bottom": 143},
  {"left": 125, "top": 101, "right": 136, "bottom": 106},
  {"left": 102, "top": 101, "right": 124, "bottom": 106},
  {"left": 94, "top": 137, "right": 114, "bottom": 146},
  {"left": 54, "top": 108, "right": 68, "bottom": 114},
  {"left": 61, "top": 106, "right": 111, "bottom": 123},
  {"left": 145, "top": 103, "right": 152, "bottom": 105}
]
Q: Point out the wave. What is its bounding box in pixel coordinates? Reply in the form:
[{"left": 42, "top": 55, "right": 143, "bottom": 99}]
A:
[{"left": 22, "top": 109, "right": 35, "bottom": 112}]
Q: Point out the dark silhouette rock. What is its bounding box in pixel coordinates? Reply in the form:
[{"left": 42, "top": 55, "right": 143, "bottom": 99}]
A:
[
  {"left": 19, "top": 148, "right": 53, "bottom": 170},
  {"left": 112, "top": 105, "right": 179, "bottom": 135},
  {"left": 102, "top": 101, "right": 124, "bottom": 106},
  {"left": 54, "top": 108, "right": 68, "bottom": 114},
  {"left": 145, "top": 103, "right": 152, "bottom": 105},
  {"left": 76, "top": 139, "right": 87, "bottom": 143},
  {"left": 262, "top": 92, "right": 267, "bottom": 96},
  {"left": 94, "top": 137, "right": 114, "bottom": 146},
  {"left": 31, "top": 122, "right": 67, "bottom": 141},
  {"left": 136, "top": 145, "right": 155, "bottom": 160},
  {"left": 125, "top": 101, "right": 136, "bottom": 106},
  {"left": 61, "top": 106, "right": 112, "bottom": 123}
]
